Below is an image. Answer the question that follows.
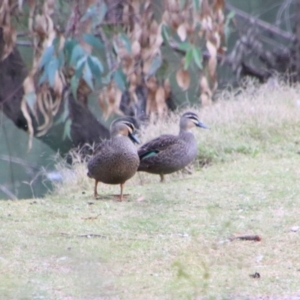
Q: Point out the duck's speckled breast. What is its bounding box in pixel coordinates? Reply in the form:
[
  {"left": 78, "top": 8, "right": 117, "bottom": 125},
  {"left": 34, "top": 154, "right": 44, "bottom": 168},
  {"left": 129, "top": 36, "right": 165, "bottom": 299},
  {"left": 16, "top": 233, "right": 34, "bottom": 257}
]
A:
[{"left": 87, "top": 137, "right": 139, "bottom": 184}]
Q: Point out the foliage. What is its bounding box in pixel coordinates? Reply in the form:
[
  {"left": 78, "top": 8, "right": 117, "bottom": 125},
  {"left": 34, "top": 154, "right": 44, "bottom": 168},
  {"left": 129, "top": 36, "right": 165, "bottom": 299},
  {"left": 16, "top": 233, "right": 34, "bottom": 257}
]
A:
[{"left": 0, "top": 0, "right": 227, "bottom": 148}]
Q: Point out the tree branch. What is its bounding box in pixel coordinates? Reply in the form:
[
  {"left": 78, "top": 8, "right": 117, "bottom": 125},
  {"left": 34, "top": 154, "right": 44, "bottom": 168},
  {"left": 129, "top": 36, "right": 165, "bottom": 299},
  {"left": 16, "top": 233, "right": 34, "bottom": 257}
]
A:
[{"left": 225, "top": 2, "right": 295, "bottom": 42}]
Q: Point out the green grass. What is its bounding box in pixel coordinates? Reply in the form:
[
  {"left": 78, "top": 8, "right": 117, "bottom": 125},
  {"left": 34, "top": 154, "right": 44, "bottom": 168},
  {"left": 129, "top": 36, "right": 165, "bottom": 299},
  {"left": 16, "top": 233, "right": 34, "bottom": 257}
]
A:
[{"left": 1, "top": 82, "right": 300, "bottom": 299}]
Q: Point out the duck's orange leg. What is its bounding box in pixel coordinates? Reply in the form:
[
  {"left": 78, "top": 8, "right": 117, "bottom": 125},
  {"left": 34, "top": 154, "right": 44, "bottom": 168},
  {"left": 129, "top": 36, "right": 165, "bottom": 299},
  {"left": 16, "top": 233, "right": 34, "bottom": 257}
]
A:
[
  {"left": 119, "top": 183, "right": 124, "bottom": 201},
  {"left": 112, "top": 183, "right": 130, "bottom": 201},
  {"left": 160, "top": 174, "right": 165, "bottom": 183},
  {"left": 94, "top": 180, "right": 99, "bottom": 199}
]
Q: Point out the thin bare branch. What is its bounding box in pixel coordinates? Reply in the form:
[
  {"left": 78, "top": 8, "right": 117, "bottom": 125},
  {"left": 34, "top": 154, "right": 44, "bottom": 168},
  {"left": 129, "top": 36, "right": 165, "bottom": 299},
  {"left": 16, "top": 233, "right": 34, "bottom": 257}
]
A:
[
  {"left": 0, "top": 184, "right": 17, "bottom": 200},
  {"left": 226, "top": 2, "right": 295, "bottom": 41}
]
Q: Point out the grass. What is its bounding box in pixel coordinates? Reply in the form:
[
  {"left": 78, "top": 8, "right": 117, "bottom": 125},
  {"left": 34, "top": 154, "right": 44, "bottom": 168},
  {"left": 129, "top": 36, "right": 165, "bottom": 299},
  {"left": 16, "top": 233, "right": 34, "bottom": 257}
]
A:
[{"left": 1, "top": 82, "right": 300, "bottom": 299}]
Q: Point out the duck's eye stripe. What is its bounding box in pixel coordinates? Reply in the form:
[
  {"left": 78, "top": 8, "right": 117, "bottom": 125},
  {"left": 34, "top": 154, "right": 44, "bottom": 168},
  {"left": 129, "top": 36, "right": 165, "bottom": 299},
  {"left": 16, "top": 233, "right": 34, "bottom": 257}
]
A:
[
  {"left": 125, "top": 122, "right": 134, "bottom": 131},
  {"left": 186, "top": 114, "right": 198, "bottom": 121}
]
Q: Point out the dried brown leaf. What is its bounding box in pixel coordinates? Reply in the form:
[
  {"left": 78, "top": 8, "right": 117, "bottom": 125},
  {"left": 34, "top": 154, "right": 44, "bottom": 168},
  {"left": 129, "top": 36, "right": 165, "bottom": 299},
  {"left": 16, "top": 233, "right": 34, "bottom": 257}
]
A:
[
  {"left": 100, "top": 83, "right": 124, "bottom": 119},
  {"left": 136, "top": 196, "right": 145, "bottom": 202},
  {"left": 146, "top": 90, "right": 156, "bottom": 115},
  {"left": 37, "top": 91, "right": 53, "bottom": 134},
  {"left": 2, "top": 25, "right": 16, "bottom": 60},
  {"left": 149, "top": 20, "right": 158, "bottom": 35},
  {"left": 155, "top": 24, "right": 164, "bottom": 47},
  {"left": 133, "top": 23, "right": 142, "bottom": 42},
  {"left": 162, "top": 11, "right": 170, "bottom": 24},
  {"left": 176, "top": 69, "right": 190, "bottom": 90},
  {"left": 34, "top": 15, "right": 47, "bottom": 35},
  {"left": 98, "top": 93, "right": 107, "bottom": 116},
  {"left": 21, "top": 99, "right": 34, "bottom": 151},
  {"left": 129, "top": 73, "right": 138, "bottom": 87},
  {"left": 214, "top": 0, "right": 225, "bottom": 13},
  {"left": 0, "top": 0, "right": 10, "bottom": 25},
  {"left": 206, "top": 40, "right": 217, "bottom": 79},
  {"left": 18, "top": 0, "right": 25, "bottom": 12},
  {"left": 155, "top": 86, "right": 167, "bottom": 117},
  {"left": 122, "top": 3, "right": 130, "bottom": 24},
  {"left": 23, "top": 76, "right": 36, "bottom": 95},
  {"left": 43, "top": 0, "right": 55, "bottom": 15},
  {"left": 201, "top": 16, "right": 213, "bottom": 31},
  {"left": 171, "top": 13, "right": 181, "bottom": 29},
  {"left": 200, "top": 76, "right": 211, "bottom": 95},
  {"left": 132, "top": 40, "right": 141, "bottom": 57},
  {"left": 201, "top": 93, "right": 210, "bottom": 106},
  {"left": 140, "top": 30, "right": 149, "bottom": 48},
  {"left": 164, "top": 79, "right": 171, "bottom": 98},
  {"left": 21, "top": 75, "right": 36, "bottom": 149},
  {"left": 201, "top": 0, "right": 211, "bottom": 17},
  {"left": 200, "top": 76, "right": 212, "bottom": 106},
  {"left": 177, "top": 23, "right": 187, "bottom": 41},
  {"left": 167, "top": 0, "right": 179, "bottom": 12},
  {"left": 51, "top": 72, "right": 64, "bottom": 116},
  {"left": 146, "top": 77, "right": 158, "bottom": 92}
]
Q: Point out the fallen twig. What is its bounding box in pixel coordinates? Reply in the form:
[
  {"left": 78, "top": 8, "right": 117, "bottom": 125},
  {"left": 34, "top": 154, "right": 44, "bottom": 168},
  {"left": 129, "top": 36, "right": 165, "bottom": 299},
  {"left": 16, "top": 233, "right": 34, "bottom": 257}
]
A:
[
  {"left": 77, "top": 233, "right": 106, "bottom": 238},
  {"left": 82, "top": 214, "right": 101, "bottom": 220},
  {"left": 60, "top": 232, "right": 107, "bottom": 239},
  {"left": 249, "top": 272, "right": 261, "bottom": 279},
  {"left": 230, "top": 234, "right": 262, "bottom": 242}
]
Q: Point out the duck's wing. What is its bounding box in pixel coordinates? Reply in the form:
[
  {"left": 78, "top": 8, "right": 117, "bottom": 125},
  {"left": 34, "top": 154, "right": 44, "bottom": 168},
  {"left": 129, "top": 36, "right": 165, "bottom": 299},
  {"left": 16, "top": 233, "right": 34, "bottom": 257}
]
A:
[
  {"left": 93, "top": 139, "right": 111, "bottom": 155},
  {"left": 138, "top": 134, "right": 180, "bottom": 160}
]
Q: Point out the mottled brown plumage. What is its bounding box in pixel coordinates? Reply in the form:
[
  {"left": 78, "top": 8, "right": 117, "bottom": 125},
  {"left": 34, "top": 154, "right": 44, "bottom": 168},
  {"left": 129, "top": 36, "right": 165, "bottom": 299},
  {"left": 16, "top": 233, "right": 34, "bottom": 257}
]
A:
[
  {"left": 87, "top": 117, "right": 140, "bottom": 200},
  {"left": 138, "top": 112, "right": 208, "bottom": 182}
]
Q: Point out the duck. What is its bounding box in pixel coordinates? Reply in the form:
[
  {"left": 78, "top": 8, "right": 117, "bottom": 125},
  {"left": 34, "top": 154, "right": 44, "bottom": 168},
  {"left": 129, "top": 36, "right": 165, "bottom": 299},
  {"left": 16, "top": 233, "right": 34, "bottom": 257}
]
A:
[
  {"left": 87, "top": 117, "right": 140, "bottom": 201},
  {"left": 137, "top": 112, "right": 208, "bottom": 182}
]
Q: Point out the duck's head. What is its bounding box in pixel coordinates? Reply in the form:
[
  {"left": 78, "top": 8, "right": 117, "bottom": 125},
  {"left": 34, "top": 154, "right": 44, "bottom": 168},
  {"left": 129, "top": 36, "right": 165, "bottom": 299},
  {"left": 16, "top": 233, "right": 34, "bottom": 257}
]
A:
[
  {"left": 179, "top": 112, "right": 209, "bottom": 132},
  {"left": 110, "top": 117, "right": 140, "bottom": 144}
]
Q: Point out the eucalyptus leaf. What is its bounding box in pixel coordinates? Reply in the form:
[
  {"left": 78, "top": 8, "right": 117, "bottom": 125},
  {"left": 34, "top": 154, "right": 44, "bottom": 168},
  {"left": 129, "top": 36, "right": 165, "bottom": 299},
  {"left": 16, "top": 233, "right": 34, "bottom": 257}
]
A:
[
  {"left": 87, "top": 56, "right": 103, "bottom": 85},
  {"left": 71, "top": 75, "right": 80, "bottom": 99},
  {"left": 39, "top": 45, "right": 54, "bottom": 69},
  {"left": 192, "top": 47, "right": 203, "bottom": 69},
  {"left": 146, "top": 54, "right": 162, "bottom": 79},
  {"left": 81, "top": 4, "right": 96, "bottom": 22},
  {"left": 90, "top": 56, "right": 104, "bottom": 73},
  {"left": 53, "top": 37, "right": 60, "bottom": 51},
  {"left": 119, "top": 33, "right": 132, "bottom": 54},
  {"left": 83, "top": 63, "right": 94, "bottom": 91},
  {"left": 161, "top": 24, "right": 170, "bottom": 44},
  {"left": 70, "top": 44, "right": 85, "bottom": 67},
  {"left": 64, "top": 39, "right": 77, "bottom": 64},
  {"left": 54, "top": 100, "right": 69, "bottom": 125},
  {"left": 46, "top": 57, "right": 59, "bottom": 87},
  {"left": 58, "top": 50, "right": 65, "bottom": 68},
  {"left": 38, "top": 71, "right": 48, "bottom": 85},
  {"left": 83, "top": 34, "right": 104, "bottom": 50},
  {"left": 224, "top": 11, "right": 235, "bottom": 43},
  {"left": 98, "top": 2, "right": 108, "bottom": 23},
  {"left": 113, "top": 69, "right": 127, "bottom": 92},
  {"left": 75, "top": 56, "right": 86, "bottom": 78},
  {"left": 180, "top": 0, "right": 186, "bottom": 9},
  {"left": 184, "top": 48, "right": 193, "bottom": 70},
  {"left": 102, "top": 72, "right": 112, "bottom": 85},
  {"left": 192, "top": 0, "right": 200, "bottom": 11},
  {"left": 178, "top": 41, "right": 191, "bottom": 52},
  {"left": 226, "top": 11, "right": 235, "bottom": 23},
  {"left": 63, "top": 118, "right": 72, "bottom": 141},
  {"left": 112, "top": 40, "right": 119, "bottom": 55}
]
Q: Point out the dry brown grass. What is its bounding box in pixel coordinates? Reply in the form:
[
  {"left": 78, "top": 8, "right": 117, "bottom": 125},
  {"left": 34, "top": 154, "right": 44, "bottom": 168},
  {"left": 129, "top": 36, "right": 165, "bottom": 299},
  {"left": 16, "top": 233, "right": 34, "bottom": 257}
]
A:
[{"left": 53, "top": 80, "right": 300, "bottom": 194}]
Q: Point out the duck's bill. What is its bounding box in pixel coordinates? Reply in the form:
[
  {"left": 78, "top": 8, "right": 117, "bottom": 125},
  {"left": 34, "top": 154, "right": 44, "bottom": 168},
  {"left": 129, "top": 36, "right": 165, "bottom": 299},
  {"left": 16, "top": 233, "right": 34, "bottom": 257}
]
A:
[
  {"left": 129, "top": 133, "right": 141, "bottom": 144},
  {"left": 197, "top": 121, "right": 209, "bottom": 129}
]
